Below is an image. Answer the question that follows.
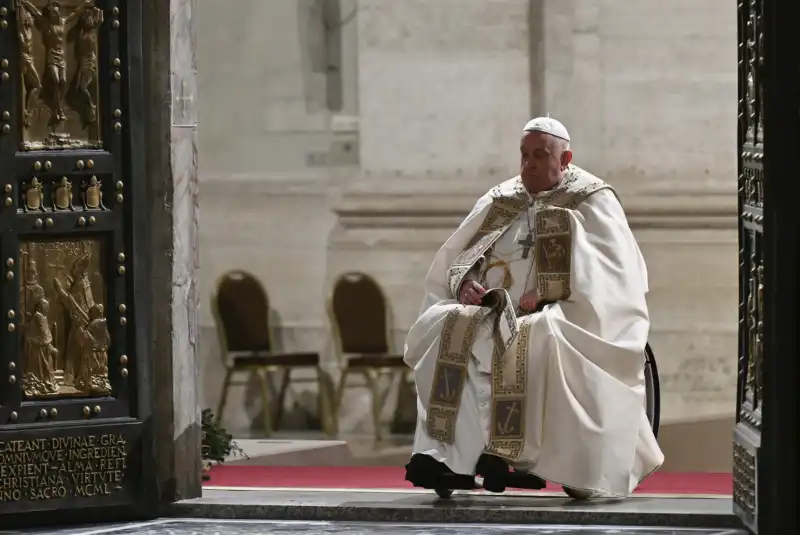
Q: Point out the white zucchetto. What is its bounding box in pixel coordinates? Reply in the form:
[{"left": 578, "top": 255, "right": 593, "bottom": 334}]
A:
[{"left": 522, "top": 117, "right": 570, "bottom": 142}]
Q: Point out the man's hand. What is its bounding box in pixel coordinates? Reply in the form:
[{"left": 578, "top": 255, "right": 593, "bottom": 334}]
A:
[
  {"left": 519, "top": 290, "right": 538, "bottom": 312},
  {"left": 458, "top": 280, "right": 486, "bottom": 306}
]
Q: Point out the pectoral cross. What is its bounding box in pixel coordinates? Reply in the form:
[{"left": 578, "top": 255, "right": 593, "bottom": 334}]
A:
[{"left": 517, "top": 232, "right": 535, "bottom": 259}]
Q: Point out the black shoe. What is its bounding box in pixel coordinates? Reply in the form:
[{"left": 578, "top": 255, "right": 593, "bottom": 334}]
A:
[
  {"left": 506, "top": 470, "right": 547, "bottom": 489},
  {"left": 405, "top": 454, "right": 476, "bottom": 490},
  {"left": 476, "top": 454, "right": 508, "bottom": 493}
]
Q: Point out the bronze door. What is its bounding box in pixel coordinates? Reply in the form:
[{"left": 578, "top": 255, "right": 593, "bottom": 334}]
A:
[
  {"left": 0, "top": 0, "right": 155, "bottom": 518},
  {"left": 734, "top": 2, "right": 763, "bottom": 532},
  {"left": 735, "top": 1, "right": 797, "bottom": 534}
]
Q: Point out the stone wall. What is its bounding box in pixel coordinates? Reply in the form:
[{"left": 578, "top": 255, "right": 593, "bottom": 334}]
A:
[
  {"left": 531, "top": 0, "right": 739, "bottom": 426},
  {"left": 195, "top": 0, "right": 739, "bottom": 466},
  {"left": 534, "top": 1, "right": 737, "bottom": 192},
  {"left": 195, "top": 0, "right": 347, "bottom": 429}
]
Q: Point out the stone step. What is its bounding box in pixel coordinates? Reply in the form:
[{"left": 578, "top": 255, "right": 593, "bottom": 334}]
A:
[
  {"left": 174, "top": 489, "right": 743, "bottom": 529},
  {"left": 94, "top": 519, "right": 750, "bottom": 535}
]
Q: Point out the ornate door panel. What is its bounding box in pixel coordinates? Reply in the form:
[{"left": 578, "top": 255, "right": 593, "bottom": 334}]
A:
[
  {"left": 0, "top": 0, "right": 155, "bottom": 518},
  {"left": 735, "top": 1, "right": 764, "bottom": 532},
  {"left": 736, "top": 1, "right": 798, "bottom": 533}
]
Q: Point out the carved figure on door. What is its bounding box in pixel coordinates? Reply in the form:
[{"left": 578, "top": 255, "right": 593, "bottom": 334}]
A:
[
  {"left": 16, "top": 3, "right": 42, "bottom": 128},
  {"left": 16, "top": 0, "right": 95, "bottom": 125},
  {"left": 22, "top": 297, "right": 59, "bottom": 397},
  {"left": 80, "top": 303, "right": 111, "bottom": 393},
  {"left": 72, "top": 5, "right": 102, "bottom": 125},
  {"left": 53, "top": 250, "right": 95, "bottom": 390},
  {"left": 24, "top": 258, "right": 46, "bottom": 317}
]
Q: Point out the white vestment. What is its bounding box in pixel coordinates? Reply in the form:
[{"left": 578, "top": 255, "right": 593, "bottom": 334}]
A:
[{"left": 404, "top": 166, "right": 664, "bottom": 497}]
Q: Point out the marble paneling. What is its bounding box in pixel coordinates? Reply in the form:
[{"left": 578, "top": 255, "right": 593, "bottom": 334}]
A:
[
  {"left": 357, "top": 0, "right": 529, "bottom": 177},
  {"left": 170, "top": 125, "right": 201, "bottom": 443},
  {"left": 195, "top": 0, "right": 339, "bottom": 175},
  {"left": 537, "top": 0, "right": 736, "bottom": 195},
  {"left": 635, "top": 227, "right": 738, "bottom": 424}
]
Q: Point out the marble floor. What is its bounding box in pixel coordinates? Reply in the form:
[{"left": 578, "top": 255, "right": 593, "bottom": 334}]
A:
[{"left": 4, "top": 519, "right": 748, "bottom": 535}]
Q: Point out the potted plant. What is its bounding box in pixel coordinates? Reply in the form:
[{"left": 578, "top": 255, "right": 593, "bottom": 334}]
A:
[{"left": 201, "top": 408, "right": 246, "bottom": 481}]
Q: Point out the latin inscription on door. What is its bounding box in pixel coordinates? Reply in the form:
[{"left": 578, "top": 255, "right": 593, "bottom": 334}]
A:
[{"left": 0, "top": 432, "right": 128, "bottom": 504}]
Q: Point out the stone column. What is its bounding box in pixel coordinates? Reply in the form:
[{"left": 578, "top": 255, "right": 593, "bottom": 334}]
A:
[{"left": 144, "top": 0, "right": 201, "bottom": 503}]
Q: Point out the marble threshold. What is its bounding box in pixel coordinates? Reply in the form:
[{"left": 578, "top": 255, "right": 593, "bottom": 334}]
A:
[
  {"left": 7, "top": 518, "right": 749, "bottom": 535},
  {"left": 170, "top": 488, "right": 742, "bottom": 529}
]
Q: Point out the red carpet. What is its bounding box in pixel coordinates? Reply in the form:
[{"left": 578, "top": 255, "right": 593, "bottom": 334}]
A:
[{"left": 204, "top": 465, "right": 732, "bottom": 496}]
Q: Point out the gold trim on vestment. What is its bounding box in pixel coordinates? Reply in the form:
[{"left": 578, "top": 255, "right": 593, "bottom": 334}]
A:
[
  {"left": 446, "top": 166, "right": 613, "bottom": 299},
  {"left": 426, "top": 289, "right": 519, "bottom": 443},
  {"left": 447, "top": 188, "right": 530, "bottom": 298},
  {"left": 486, "top": 313, "right": 532, "bottom": 460},
  {"left": 535, "top": 208, "right": 573, "bottom": 302},
  {"left": 426, "top": 305, "right": 492, "bottom": 442},
  {"left": 430, "top": 166, "right": 613, "bottom": 458}
]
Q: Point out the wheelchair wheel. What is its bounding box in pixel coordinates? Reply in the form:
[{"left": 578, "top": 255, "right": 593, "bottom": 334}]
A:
[
  {"left": 435, "top": 488, "right": 453, "bottom": 499},
  {"left": 644, "top": 342, "right": 661, "bottom": 438}
]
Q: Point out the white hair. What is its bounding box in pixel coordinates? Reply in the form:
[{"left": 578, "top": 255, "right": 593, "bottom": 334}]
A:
[{"left": 549, "top": 134, "right": 570, "bottom": 152}]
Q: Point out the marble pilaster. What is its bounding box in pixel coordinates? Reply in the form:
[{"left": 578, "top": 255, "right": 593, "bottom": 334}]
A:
[{"left": 144, "top": 0, "right": 201, "bottom": 503}]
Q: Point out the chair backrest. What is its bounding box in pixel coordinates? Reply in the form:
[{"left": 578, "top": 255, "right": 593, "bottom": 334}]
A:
[
  {"left": 211, "top": 270, "right": 272, "bottom": 356},
  {"left": 329, "top": 271, "right": 390, "bottom": 355}
]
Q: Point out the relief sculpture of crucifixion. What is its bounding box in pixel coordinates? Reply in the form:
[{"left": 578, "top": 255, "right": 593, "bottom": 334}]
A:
[{"left": 16, "top": 0, "right": 103, "bottom": 150}]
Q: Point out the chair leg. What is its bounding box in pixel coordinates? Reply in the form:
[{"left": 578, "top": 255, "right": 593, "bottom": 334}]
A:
[
  {"left": 377, "top": 369, "right": 396, "bottom": 409},
  {"left": 316, "top": 368, "right": 337, "bottom": 437},
  {"left": 333, "top": 368, "right": 351, "bottom": 435},
  {"left": 256, "top": 370, "right": 273, "bottom": 437},
  {"left": 216, "top": 368, "right": 234, "bottom": 425},
  {"left": 363, "top": 369, "right": 384, "bottom": 442},
  {"left": 394, "top": 369, "right": 416, "bottom": 433},
  {"left": 274, "top": 368, "right": 291, "bottom": 429}
]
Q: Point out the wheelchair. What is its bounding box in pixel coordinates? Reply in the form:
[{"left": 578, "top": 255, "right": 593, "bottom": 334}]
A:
[{"left": 406, "top": 343, "right": 661, "bottom": 500}]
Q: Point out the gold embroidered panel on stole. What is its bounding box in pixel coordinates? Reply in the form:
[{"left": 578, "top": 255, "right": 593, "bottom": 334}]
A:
[
  {"left": 535, "top": 208, "right": 573, "bottom": 302},
  {"left": 426, "top": 289, "right": 518, "bottom": 444},
  {"left": 485, "top": 314, "right": 532, "bottom": 460},
  {"left": 426, "top": 305, "right": 491, "bottom": 442},
  {"left": 535, "top": 165, "right": 612, "bottom": 210},
  {"left": 478, "top": 289, "right": 527, "bottom": 460}
]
